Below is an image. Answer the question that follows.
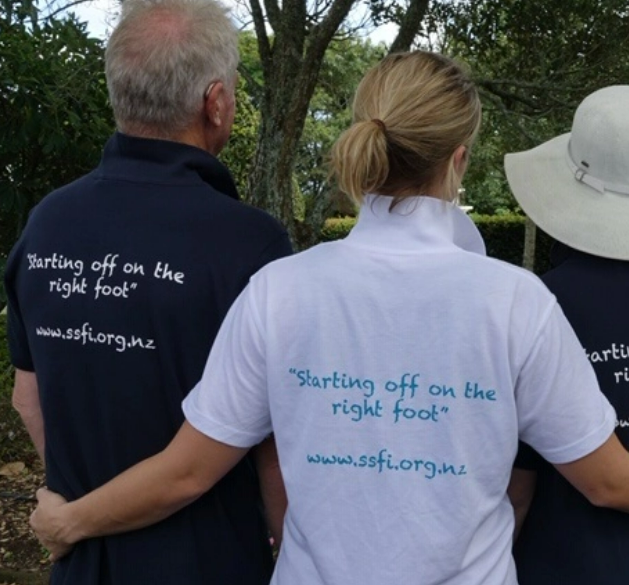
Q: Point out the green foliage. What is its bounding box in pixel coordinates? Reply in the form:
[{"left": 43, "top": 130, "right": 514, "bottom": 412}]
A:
[
  {"left": 470, "top": 213, "right": 527, "bottom": 266},
  {"left": 320, "top": 216, "right": 357, "bottom": 241},
  {"left": 0, "top": 13, "right": 113, "bottom": 221},
  {"left": 219, "top": 71, "right": 261, "bottom": 195},
  {"left": 237, "top": 31, "right": 265, "bottom": 106},
  {"left": 230, "top": 32, "right": 385, "bottom": 242},
  {"left": 0, "top": 12, "right": 113, "bottom": 226},
  {"left": 233, "top": 32, "right": 385, "bottom": 216},
  {"left": 471, "top": 214, "right": 553, "bottom": 274},
  {"left": 0, "top": 259, "right": 6, "bottom": 311},
  {"left": 321, "top": 211, "right": 554, "bottom": 274},
  {"left": 295, "top": 38, "right": 386, "bottom": 205},
  {"left": 0, "top": 2, "right": 113, "bottom": 306},
  {"left": 0, "top": 216, "right": 13, "bottom": 308},
  {"left": 422, "top": 0, "right": 629, "bottom": 214},
  {"left": 0, "top": 315, "right": 11, "bottom": 376},
  {"left": 461, "top": 113, "right": 516, "bottom": 215}
]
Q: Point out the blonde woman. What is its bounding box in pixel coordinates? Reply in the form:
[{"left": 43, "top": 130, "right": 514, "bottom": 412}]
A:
[{"left": 30, "top": 52, "right": 629, "bottom": 585}]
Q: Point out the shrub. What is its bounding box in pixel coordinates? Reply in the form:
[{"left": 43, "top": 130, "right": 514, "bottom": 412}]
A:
[
  {"left": 0, "top": 258, "right": 7, "bottom": 312},
  {"left": 320, "top": 217, "right": 357, "bottom": 242},
  {"left": 0, "top": 212, "right": 18, "bottom": 311},
  {"left": 471, "top": 214, "right": 554, "bottom": 275}
]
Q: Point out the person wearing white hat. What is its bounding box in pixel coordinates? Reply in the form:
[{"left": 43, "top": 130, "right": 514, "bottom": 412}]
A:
[{"left": 506, "top": 85, "right": 629, "bottom": 585}]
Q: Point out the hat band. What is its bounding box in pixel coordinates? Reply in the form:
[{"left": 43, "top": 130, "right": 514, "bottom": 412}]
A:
[{"left": 566, "top": 148, "right": 629, "bottom": 196}]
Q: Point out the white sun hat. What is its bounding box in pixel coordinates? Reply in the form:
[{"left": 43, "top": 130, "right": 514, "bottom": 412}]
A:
[{"left": 504, "top": 85, "right": 629, "bottom": 261}]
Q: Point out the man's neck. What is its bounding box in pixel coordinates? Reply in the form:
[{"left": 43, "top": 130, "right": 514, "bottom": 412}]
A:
[{"left": 118, "top": 123, "right": 218, "bottom": 156}]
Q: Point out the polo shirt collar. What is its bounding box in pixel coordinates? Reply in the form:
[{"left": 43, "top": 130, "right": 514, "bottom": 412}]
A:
[
  {"left": 96, "top": 132, "right": 239, "bottom": 200},
  {"left": 346, "top": 194, "right": 486, "bottom": 255},
  {"left": 550, "top": 241, "right": 620, "bottom": 269}
]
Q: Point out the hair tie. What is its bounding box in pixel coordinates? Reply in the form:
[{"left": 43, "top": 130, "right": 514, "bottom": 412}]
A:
[{"left": 371, "top": 119, "right": 386, "bottom": 132}]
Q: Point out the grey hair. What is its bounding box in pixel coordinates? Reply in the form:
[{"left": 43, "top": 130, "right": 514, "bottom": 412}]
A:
[{"left": 105, "top": 0, "right": 239, "bottom": 138}]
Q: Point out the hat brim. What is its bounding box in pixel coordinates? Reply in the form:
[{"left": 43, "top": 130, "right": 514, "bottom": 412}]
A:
[{"left": 505, "top": 133, "right": 629, "bottom": 261}]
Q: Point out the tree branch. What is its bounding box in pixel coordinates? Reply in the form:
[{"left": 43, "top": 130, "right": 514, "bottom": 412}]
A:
[
  {"left": 280, "top": 0, "right": 307, "bottom": 51},
  {"left": 262, "top": 0, "right": 281, "bottom": 32},
  {"left": 480, "top": 90, "right": 541, "bottom": 146},
  {"left": 477, "top": 80, "right": 543, "bottom": 112},
  {"left": 307, "top": 0, "right": 335, "bottom": 25},
  {"left": 250, "top": 0, "right": 273, "bottom": 79},
  {"left": 389, "top": 0, "right": 429, "bottom": 52},
  {"left": 45, "top": 0, "right": 91, "bottom": 20},
  {"left": 275, "top": 0, "right": 354, "bottom": 150},
  {"left": 294, "top": 0, "right": 356, "bottom": 117},
  {"left": 237, "top": 63, "right": 264, "bottom": 102},
  {"left": 308, "top": 0, "right": 356, "bottom": 58}
]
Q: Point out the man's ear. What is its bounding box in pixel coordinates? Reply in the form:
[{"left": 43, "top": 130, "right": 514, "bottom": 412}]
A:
[{"left": 204, "top": 81, "right": 225, "bottom": 127}]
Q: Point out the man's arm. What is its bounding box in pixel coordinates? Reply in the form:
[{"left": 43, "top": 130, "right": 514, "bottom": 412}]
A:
[
  {"left": 556, "top": 432, "right": 629, "bottom": 512},
  {"left": 12, "top": 369, "right": 45, "bottom": 463},
  {"left": 253, "top": 436, "right": 286, "bottom": 547},
  {"left": 507, "top": 468, "right": 536, "bottom": 541},
  {"left": 30, "top": 421, "right": 247, "bottom": 559}
]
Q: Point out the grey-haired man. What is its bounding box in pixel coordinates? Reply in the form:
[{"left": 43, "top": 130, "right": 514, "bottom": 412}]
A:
[{"left": 5, "top": 0, "right": 290, "bottom": 583}]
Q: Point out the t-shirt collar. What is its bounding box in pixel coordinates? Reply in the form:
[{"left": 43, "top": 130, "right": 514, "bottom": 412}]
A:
[
  {"left": 96, "top": 132, "right": 240, "bottom": 200},
  {"left": 345, "top": 194, "right": 486, "bottom": 255}
]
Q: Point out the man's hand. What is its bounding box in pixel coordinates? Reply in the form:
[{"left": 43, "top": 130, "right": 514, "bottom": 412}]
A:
[{"left": 30, "top": 488, "right": 74, "bottom": 561}]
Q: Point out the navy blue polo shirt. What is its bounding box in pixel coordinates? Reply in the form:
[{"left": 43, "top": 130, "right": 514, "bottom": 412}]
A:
[
  {"left": 5, "top": 133, "right": 292, "bottom": 585},
  {"left": 514, "top": 244, "right": 629, "bottom": 585}
]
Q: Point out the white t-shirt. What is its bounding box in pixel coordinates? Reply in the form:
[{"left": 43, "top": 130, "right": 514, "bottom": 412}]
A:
[{"left": 183, "top": 195, "right": 615, "bottom": 585}]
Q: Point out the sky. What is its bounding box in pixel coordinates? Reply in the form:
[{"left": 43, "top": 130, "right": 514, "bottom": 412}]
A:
[
  {"left": 71, "top": 0, "right": 118, "bottom": 36},
  {"left": 68, "top": 0, "right": 399, "bottom": 44}
]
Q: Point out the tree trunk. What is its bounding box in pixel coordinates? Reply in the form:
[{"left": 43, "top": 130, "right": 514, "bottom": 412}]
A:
[
  {"left": 246, "top": 0, "right": 431, "bottom": 249},
  {"left": 390, "top": 0, "right": 430, "bottom": 53},
  {"left": 248, "top": 117, "right": 299, "bottom": 238}
]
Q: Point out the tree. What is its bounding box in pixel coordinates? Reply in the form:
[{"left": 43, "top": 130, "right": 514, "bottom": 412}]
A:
[
  {"left": 0, "top": 0, "right": 113, "bottom": 235},
  {"left": 243, "top": 0, "right": 431, "bottom": 248},
  {"left": 423, "top": 0, "right": 629, "bottom": 215},
  {"left": 423, "top": 0, "right": 629, "bottom": 270},
  {"left": 0, "top": 0, "right": 113, "bottom": 307},
  {"left": 219, "top": 37, "right": 261, "bottom": 196},
  {"left": 233, "top": 31, "right": 385, "bottom": 219},
  {"left": 294, "top": 37, "right": 386, "bottom": 214}
]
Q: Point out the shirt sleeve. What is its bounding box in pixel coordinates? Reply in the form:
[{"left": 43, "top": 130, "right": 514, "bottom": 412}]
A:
[
  {"left": 182, "top": 278, "right": 270, "bottom": 448},
  {"left": 516, "top": 303, "right": 616, "bottom": 464},
  {"left": 4, "top": 244, "right": 34, "bottom": 371},
  {"left": 252, "top": 231, "right": 293, "bottom": 275}
]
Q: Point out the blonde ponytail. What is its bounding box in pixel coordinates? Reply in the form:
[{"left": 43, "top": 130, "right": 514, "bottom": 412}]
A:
[
  {"left": 329, "top": 51, "right": 481, "bottom": 208},
  {"left": 330, "top": 120, "right": 389, "bottom": 206}
]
